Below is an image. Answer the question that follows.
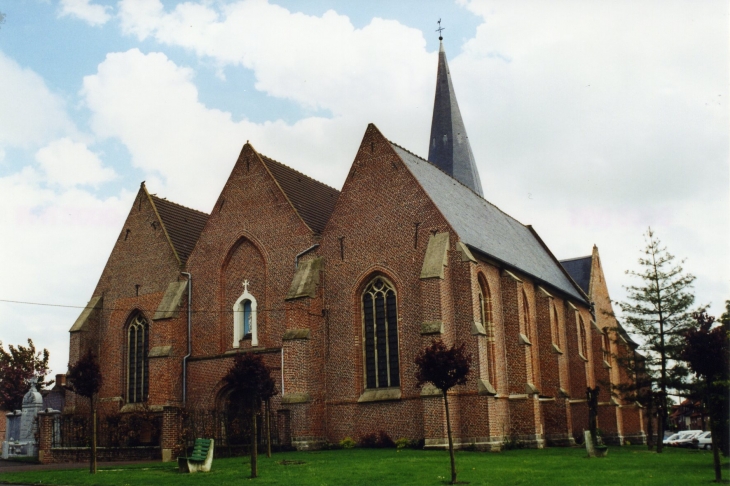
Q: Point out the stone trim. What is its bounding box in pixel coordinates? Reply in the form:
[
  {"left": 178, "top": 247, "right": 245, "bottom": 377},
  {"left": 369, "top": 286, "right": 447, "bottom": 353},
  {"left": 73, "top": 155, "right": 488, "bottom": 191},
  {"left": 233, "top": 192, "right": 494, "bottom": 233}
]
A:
[
  {"left": 420, "top": 232, "right": 450, "bottom": 279},
  {"left": 477, "top": 379, "right": 496, "bottom": 396},
  {"left": 286, "top": 257, "right": 323, "bottom": 300},
  {"left": 567, "top": 301, "right": 578, "bottom": 311},
  {"left": 120, "top": 403, "right": 163, "bottom": 413},
  {"left": 591, "top": 320, "right": 602, "bottom": 333},
  {"left": 282, "top": 329, "right": 311, "bottom": 341},
  {"left": 559, "top": 388, "right": 570, "bottom": 398},
  {"left": 69, "top": 296, "right": 102, "bottom": 332},
  {"left": 471, "top": 321, "right": 487, "bottom": 336},
  {"left": 578, "top": 352, "right": 588, "bottom": 362},
  {"left": 153, "top": 281, "right": 187, "bottom": 320},
  {"left": 537, "top": 286, "right": 553, "bottom": 298},
  {"left": 420, "top": 321, "right": 444, "bottom": 335},
  {"left": 539, "top": 397, "right": 556, "bottom": 402},
  {"left": 148, "top": 345, "right": 172, "bottom": 358},
  {"left": 456, "top": 241, "right": 477, "bottom": 263},
  {"left": 602, "top": 359, "right": 612, "bottom": 369},
  {"left": 420, "top": 384, "right": 441, "bottom": 397},
  {"left": 281, "top": 393, "right": 311, "bottom": 404},
  {"left": 98, "top": 396, "right": 123, "bottom": 403},
  {"left": 525, "top": 383, "right": 539, "bottom": 395},
  {"left": 508, "top": 394, "right": 528, "bottom": 400},
  {"left": 502, "top": 269, "right": 522, "bottom": 283},
  {"left": 519, "top": 333, "right": 532, "bottom": 345},
  {"left": 358, "top": 387, "right": 402, "bottom": 403},
  {"left": 551, "top": 343, "right": 563, "bottom": 354},
  {"left": 568, "top": 399, "right": 587, "bottom": 404}
]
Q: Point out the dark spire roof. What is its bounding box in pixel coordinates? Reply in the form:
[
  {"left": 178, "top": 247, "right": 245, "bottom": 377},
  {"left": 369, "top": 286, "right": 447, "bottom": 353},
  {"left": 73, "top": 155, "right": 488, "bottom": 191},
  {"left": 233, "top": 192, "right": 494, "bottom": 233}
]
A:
[{"left": 427, "top": 41, "right": 484, "bottom": 196}]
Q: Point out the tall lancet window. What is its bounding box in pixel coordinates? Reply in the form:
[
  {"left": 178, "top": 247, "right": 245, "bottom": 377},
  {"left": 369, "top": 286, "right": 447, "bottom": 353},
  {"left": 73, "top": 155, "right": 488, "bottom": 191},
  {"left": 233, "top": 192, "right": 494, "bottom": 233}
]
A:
[
  {"left": 233, "top": 280, "right": 258, "bottom": 347},
  {"left": 362, "top": 277, "right": 400, "bottom": 389},
  {"left": 127, "top": 313, "right": 149, "bottom": 403},
  {"left": 478, "top": 275, "right": 497, "bottom": 386}
]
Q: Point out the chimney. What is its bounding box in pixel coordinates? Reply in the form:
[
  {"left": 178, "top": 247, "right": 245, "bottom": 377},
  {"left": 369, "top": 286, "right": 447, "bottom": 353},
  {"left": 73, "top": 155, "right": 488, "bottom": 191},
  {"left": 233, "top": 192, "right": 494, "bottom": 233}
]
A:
[{"left": 53, "top": 374, "right": 67, "bottom": 390}]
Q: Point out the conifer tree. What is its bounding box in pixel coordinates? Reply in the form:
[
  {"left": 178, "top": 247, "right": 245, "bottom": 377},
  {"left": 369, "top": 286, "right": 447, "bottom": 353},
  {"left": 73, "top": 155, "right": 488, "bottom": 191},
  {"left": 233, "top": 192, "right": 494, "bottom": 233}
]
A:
[{"left": 618, "top": 228, "right": 696, "bottom": 453}]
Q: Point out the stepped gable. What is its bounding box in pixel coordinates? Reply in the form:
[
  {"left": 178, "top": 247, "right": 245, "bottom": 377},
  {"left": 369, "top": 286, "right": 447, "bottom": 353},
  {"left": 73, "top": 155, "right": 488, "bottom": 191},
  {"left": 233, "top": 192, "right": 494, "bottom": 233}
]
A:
[
  {"left": 560, "top": 255, "right": 592, "bottom": 295},
  {"left": 150, "top": 195, "right": 209, "bottom": 265},
  {"left": 427, "top": 40, "right": 484, "bottom": 196},
  {"left": 260, "top": 155, "right": 340, "bottom": 235},
  {"left": 390, "top": 141, "right": 586, "bottom": 302}
]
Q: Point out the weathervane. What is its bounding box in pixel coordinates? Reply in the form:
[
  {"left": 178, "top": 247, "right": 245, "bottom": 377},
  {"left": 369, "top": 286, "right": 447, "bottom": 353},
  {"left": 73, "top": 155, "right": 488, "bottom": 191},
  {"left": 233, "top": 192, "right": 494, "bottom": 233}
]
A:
[{"left": 436, "top": 18, "right": 445, "bottom": 41}]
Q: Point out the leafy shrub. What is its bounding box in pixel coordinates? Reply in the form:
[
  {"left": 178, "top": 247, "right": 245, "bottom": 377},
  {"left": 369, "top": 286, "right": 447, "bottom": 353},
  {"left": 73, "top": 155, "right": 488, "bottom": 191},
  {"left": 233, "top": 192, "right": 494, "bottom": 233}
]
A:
[
  {"left": 378, "top": 431, "right": 396, "bottom": 448},
  {"left": 360, "top": 432, "right": 379, "bottom": 448},
  {"left": 395, "top": 437, "right": 410, "bottom": 449},
  {"left": 339, "top": 436, "right": 356, "bottom": 449},
  {"left": 359, "top": 431, "right": 395, "bottom": 448},
  {"left": 624, "top": 439, "right": 632, "bottom": 446}
]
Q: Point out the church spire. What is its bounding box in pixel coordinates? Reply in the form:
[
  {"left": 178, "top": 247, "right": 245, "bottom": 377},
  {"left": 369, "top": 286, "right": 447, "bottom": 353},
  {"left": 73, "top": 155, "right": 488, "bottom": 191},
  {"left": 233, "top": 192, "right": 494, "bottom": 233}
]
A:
[{"left": 427, "top": 29, "right": 484, "bottom": 196}]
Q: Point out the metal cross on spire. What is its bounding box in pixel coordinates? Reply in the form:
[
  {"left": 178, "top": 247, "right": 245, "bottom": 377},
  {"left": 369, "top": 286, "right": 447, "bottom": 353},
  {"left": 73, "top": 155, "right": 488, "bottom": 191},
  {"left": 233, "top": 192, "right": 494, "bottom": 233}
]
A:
[{"left": 436, "top": 18, "right": 445, "bottom": 40}]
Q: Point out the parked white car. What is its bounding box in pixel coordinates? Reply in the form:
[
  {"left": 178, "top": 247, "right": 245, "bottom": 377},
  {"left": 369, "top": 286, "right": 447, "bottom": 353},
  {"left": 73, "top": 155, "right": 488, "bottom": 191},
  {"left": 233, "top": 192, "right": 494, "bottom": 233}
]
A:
[
  {"left": 668, "top": 430, "right": 703, "bottom": 447},
  {"left": 693, "top": 431, "right": 712, "bottom": 450}
]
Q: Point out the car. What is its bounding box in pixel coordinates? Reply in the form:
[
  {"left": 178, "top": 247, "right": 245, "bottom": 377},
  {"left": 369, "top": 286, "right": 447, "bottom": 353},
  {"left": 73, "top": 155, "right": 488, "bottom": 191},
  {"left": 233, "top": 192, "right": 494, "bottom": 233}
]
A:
[
  {"left": 670, "top": 430, "right": 703, "bottom": 448},
  {"left": 693, "top": 431, "right": 712, "bottom": 450}
]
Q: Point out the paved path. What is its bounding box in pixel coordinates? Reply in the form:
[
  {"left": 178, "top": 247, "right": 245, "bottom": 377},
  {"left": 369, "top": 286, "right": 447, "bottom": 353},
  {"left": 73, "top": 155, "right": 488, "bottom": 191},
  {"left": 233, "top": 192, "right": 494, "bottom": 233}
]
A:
[{"left": 0, "top": 458, "right": 154, "bottom": 473}]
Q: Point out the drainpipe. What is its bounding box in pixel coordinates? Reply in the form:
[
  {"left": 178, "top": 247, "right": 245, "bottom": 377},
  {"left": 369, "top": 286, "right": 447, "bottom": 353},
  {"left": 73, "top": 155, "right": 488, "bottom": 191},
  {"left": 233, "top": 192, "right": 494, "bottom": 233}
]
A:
[
  {"left": 295, "top": 244, "right": 319, "bottom": 269},
  {"left": 181, "top": 272, "right": 192, "bottom": 408},
  {"left": 281, "top": 348, "right": 285, "bottom": 397}
]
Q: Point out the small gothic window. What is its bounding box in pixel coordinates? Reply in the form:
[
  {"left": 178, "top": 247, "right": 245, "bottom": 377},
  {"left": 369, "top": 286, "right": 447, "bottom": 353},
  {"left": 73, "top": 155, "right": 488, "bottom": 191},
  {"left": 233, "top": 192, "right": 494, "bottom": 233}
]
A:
[
  {"left": 127, "top": 314, "right": 148, "bottom": 403},
  {"left": 233, "top": 280, "right": 258, "bottom": 347},
  {"left": 479, "top": 276, "right": 497, "bottom": 386},
  {"left": 362, "top": 277, "right": 400, "bottom": 389},
  {"left": 552, "top": 304, "right": 561, "bottom": 348},
  {"left": 602, "top": 332, "right": 611, "bottom": 364},
  {"left": 578, "top": 315, "right": 588, "bottom": 358},
  {"left": 521, "top": 290, "right": 532, "bottom": 341}
]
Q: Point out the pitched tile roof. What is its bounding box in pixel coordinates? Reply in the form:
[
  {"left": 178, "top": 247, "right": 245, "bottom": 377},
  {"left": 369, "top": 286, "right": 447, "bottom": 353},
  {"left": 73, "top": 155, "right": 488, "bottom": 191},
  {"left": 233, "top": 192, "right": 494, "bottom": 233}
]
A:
[
  {"left": 260, "top": 155, "right": 340, "bottom": 235},
  {"left": 560, "top": 255, "right": 593, "bottom": 295},
  {"left": 150, "top": 195, "right": 209, "bottom": 265},
  {"left": 390, "top": 142, "right": 586, "bottom": 303}
]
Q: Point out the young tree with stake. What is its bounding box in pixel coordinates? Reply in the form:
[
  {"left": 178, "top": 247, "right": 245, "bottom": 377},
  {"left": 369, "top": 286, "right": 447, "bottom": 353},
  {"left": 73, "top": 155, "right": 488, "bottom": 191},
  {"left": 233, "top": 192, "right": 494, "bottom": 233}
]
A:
[
  {"left": 415, "top": 340, "right": 472, "bottom": 485},
  {"left": 223, "top": 353, "right": 276, "bottom": 479},
  {"left": 67, "top": 349, "right": 103, "bottom": 474}
]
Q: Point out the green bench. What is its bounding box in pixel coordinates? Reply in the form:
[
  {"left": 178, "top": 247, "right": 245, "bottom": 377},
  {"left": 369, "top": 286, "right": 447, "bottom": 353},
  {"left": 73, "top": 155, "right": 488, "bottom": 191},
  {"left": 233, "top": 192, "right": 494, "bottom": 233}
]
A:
[{"left": 178, "top": 438, "right": 215, "bottom": 473}]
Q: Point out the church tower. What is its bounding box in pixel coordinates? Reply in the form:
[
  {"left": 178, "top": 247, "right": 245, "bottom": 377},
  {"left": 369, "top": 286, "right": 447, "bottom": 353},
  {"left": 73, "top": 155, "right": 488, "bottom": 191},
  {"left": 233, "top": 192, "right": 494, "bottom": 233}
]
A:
[{"left": 427, "top": 37, "right": 484, "bottom": 196}]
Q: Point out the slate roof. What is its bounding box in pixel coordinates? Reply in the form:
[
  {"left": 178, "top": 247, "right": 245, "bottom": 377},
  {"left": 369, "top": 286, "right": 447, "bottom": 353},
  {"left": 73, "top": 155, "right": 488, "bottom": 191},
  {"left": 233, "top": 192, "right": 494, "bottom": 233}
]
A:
[
  {"left": 390, "top": 143, "right": 586, "bottom": 302},
  {"left": 427, "top": 42, "right": 484, "bottom": 196},
  {"left": 151, "top": 195, "right": 209, "bottom": 265},
  {"left": 560, "top": 255, "right": 592, "bottom": 295},
  {"left": 261, "top": 155, "right": 340, "bottom": 235}
]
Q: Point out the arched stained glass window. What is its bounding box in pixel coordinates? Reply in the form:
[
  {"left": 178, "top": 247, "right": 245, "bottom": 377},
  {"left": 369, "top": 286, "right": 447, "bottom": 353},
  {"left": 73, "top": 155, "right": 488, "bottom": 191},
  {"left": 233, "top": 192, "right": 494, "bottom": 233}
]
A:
[
  {"left": 478, "top": 275, "right": 497, "bottom": 386},
  {"left": 127, "top": 314, "right": 149, "bottom": 403},
  {"left": 362, "top": 277, "right": 399, "bottom": 389},
  {"left": 578, "top": 315, "right": 588, "bottom": 358}
]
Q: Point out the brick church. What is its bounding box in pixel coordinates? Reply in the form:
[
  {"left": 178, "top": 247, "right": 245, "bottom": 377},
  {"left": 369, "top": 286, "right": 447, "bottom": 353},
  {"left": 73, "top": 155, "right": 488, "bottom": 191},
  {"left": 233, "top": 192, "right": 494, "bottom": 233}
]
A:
[{"left": 64, "top": 40, "right": 646, "bottom": 457}]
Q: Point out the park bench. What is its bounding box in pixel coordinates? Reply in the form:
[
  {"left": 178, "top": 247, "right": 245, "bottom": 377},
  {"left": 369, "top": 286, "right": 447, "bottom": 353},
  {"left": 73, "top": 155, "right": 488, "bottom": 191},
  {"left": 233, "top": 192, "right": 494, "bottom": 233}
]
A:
[{"left": 178, "top": 438, "right": 215, "bottom": 473}]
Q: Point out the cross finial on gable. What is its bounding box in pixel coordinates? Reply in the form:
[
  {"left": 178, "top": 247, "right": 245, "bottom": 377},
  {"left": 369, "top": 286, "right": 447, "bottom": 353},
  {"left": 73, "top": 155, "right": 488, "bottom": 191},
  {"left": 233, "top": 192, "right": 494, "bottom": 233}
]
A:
[{"left": 242, "top": 280, "right": 250, "bottom": 293}]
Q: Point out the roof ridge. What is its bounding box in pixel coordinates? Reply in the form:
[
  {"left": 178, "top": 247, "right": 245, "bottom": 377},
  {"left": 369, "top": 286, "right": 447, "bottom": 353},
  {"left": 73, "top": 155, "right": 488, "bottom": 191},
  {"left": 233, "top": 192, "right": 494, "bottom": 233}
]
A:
[
  {"left": 388, "top": 140, "right": 530, "bottom": 228},
  {"left": 559, "top": 255, "right": 593, "bottom": 263},
  {"left": 259, "top": 154, "right": 340, "bottom": 193},
  {"left": 149, "top": 194, "right": 210, "bottom": 217}
]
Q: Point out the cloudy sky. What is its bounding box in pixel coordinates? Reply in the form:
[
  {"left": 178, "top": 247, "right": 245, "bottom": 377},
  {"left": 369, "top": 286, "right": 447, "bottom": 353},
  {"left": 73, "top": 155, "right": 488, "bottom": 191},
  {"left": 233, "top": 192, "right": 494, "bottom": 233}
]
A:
[{"left": 0, "top": 0, "right": 727, "bottom": 379}]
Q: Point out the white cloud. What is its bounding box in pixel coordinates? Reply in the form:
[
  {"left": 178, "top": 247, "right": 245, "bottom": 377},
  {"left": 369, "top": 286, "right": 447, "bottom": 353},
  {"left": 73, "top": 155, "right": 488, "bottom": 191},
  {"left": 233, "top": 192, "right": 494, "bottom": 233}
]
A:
[
  {"left": 0, "top": 167, "right": 133, "bottom": 378},
  {"left": 0, "top": 50, "right": 77, "bottom": 149},
  {"left": 59, "top": 0, "right": 112, "bottom": 26},
  {"left": 36, "top": 138, "right": 117, "bottom": 188}
]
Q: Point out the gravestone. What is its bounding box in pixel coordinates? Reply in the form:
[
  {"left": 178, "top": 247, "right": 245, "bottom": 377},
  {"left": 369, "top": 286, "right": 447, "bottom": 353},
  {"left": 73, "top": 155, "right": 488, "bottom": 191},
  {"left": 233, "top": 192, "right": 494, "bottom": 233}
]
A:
[{"left": 2, "top": 378, "right": 45, "bottom": 458}]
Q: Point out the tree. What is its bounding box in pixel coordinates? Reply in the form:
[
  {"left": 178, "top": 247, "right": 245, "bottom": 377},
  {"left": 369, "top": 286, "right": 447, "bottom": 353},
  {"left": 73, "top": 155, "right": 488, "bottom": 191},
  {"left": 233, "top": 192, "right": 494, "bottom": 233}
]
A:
[
  {"left": 67, "top": 349, "right": 103, "bottom": 474},
  {"left": 617, "top": 228, "right": 697, "bottom": 452},
  {"left": 0, "top": 339, "right": 52, "bottom": 411},
  {"left": 681, "top": 310, "right": 729, "bottom": 482},
  {"left": 223, "top": 353, "right": 276, "bottom": 479},
  {"left": 415, "top": 340, "right": 472, "bottom": 485}
]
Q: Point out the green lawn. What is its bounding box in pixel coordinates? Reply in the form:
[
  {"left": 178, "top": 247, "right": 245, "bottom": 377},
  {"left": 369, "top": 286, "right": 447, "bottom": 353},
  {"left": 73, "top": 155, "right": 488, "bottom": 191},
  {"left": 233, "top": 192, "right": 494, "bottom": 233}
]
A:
[{"left": 1, "top": 446, "right": 727, "bottom": 485}]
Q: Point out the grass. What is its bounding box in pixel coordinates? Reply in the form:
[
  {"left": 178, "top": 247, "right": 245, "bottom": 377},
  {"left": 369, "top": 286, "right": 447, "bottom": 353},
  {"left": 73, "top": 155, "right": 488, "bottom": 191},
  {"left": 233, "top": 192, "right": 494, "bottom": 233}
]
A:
[{"left": 1, "top": 446, "right": 728, "bottom": 485}]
